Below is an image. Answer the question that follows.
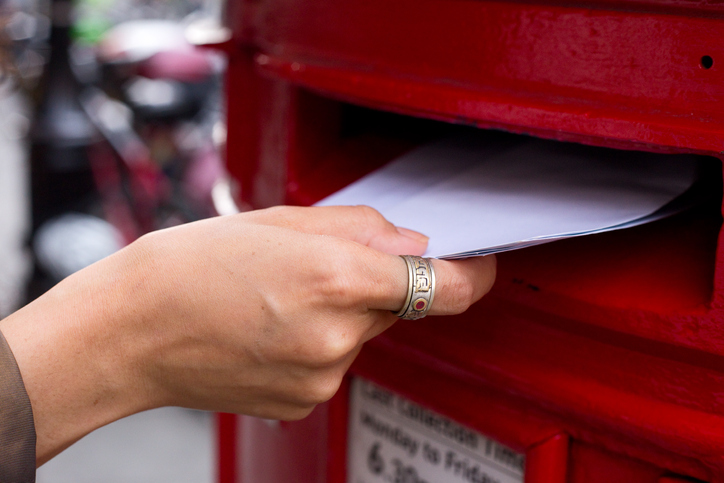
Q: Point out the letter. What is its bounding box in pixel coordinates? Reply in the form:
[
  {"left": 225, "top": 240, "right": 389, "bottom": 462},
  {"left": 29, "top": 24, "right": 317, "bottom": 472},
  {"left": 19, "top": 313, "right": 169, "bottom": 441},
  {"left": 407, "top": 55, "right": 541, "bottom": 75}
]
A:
[
  {"left": 445, "top": 450, "right": 456, "bottom": 470},
  {"left": 408, "top": 439, "right": 419, "bottom": 458},
  {"left": 416, "top": 275, "right": 430, "bottom": 292}
]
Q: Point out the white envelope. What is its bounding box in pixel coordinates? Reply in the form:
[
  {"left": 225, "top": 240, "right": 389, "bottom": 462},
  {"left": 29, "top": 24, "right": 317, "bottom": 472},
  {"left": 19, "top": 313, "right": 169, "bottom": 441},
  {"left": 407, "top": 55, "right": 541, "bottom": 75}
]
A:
[{"left": 316, "top": 135, "right": 701, "bottom": 259}]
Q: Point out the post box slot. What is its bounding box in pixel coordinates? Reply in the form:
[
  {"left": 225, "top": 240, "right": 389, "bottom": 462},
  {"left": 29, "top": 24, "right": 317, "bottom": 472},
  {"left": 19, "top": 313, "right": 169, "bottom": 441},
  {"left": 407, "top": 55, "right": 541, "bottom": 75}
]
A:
[{"left": 287, "top": 95, "right": 723, "bottom": 316}]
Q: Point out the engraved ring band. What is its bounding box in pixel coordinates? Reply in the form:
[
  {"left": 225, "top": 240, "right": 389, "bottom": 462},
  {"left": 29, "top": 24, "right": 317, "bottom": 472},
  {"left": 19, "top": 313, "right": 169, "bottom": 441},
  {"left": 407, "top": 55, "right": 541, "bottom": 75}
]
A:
[{"left": 395, "top": 255, "right": 436, "bottom": 320}]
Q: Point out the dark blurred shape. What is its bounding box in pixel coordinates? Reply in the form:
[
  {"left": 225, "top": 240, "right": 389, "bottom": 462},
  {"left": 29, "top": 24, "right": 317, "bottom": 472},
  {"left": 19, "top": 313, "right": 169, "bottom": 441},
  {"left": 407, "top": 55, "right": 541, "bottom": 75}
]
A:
[
  {"left": 29, "top": 0, "right": 97, "bottom": 231},
  {"left": 26, "top": 1, "right": 232, "bottom": 297}
]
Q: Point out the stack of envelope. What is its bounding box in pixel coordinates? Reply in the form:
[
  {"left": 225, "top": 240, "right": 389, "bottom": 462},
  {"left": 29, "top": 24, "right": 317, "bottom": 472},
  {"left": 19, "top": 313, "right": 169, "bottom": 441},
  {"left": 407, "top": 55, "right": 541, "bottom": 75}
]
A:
[{"left": 316, "top": 134, "right": 703, "bottom": 259}]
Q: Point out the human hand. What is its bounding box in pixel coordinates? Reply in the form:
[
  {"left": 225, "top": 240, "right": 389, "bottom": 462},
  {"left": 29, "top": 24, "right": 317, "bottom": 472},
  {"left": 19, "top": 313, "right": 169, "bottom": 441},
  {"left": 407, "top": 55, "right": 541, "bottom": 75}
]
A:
[
  {"left": 1, "top": 205, "right": 496, "bottom": 464},
  {"left": 124, "top": 205, "right": 496, "bottom": 418}
]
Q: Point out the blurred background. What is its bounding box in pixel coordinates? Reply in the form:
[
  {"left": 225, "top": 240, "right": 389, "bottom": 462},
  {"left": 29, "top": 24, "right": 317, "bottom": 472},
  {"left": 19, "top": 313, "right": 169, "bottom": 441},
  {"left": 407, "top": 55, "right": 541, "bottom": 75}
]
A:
[{"left": 0, "top": 0, "right": 237, "bottom": 480}]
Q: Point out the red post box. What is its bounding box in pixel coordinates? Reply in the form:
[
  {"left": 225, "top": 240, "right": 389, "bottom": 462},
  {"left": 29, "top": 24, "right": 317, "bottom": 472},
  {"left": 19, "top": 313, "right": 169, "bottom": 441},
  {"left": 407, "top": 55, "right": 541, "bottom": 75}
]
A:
[{"left": 217, "top": 0, "right": 724, "bottom": 481}]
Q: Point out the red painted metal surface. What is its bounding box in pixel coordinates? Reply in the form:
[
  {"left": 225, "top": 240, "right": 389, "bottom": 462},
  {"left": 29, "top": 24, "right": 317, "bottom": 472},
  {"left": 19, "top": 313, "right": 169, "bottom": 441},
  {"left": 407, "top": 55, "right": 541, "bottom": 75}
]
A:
[
  {"left": 219, "top": 0, "right": 724, "bottom": 481},
  {"left": 526, "top": 434, "right": 569, "bottom": 483},
  {"left": 237, "top": 407, "right": 330, "bottom": 483},
  {"left": 247, "top": 0, "right": 724, "bottom": 155},
  {"left": 216, "top": 413, "right": 238, "bottom": 483}
]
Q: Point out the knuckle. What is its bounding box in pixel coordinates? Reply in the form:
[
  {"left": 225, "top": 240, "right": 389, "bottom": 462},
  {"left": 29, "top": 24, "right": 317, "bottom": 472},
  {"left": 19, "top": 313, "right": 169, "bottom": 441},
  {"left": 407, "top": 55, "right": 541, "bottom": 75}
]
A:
[
  {"left": 282, "top": 405, "right": 316, "bottom": 421},
  {"left": 317, "top": 271, "right": 352, "bottom": 307},
  {"left": 304, "top": 374, "right": 343, "bottom": 405},
  {"left": 354, "top": 205, "right": 387, "bottom": 228},
  {"left": 354, "top": 204, "right": 380, "bottom": 218},
  {"left": 319, "top": 268, "right": 348, "bottom": 298},
  {"left": 259, "top": 402, "right": 316, "bottom": 422},
  {"left": 316, "top": 250, "right": 357, "bottom": 304},
  {"left": 311, "top": 329, "right": 356, "bottom": 367}
]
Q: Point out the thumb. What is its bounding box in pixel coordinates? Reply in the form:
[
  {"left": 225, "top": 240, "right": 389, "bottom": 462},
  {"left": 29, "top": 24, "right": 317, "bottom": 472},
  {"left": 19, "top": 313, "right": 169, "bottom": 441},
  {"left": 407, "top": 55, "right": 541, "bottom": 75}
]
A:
[{"left": 243, "top": 205, "right": 429, "bottom": 255}]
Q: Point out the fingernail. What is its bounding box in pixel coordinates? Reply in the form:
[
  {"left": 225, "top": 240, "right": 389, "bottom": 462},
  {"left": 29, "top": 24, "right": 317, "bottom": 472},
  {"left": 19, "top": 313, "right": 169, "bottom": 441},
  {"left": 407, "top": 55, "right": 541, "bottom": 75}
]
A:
[{"left": 396, "top": 226, "right": 429, "bottom": 243}]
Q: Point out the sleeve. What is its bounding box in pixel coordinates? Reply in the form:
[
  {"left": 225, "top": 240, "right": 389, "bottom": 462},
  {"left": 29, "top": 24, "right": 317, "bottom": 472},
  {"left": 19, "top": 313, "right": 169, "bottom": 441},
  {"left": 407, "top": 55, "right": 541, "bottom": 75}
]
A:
[{"left": 0, "top": 329, "right": 36, "bottom": 483}]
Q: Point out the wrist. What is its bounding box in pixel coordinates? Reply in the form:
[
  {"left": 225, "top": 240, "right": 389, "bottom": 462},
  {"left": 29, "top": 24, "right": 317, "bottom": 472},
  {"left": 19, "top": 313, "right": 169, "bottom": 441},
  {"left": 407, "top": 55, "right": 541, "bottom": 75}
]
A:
[{"left": 0, "top": 243, "right": 158, "bottom": 464}]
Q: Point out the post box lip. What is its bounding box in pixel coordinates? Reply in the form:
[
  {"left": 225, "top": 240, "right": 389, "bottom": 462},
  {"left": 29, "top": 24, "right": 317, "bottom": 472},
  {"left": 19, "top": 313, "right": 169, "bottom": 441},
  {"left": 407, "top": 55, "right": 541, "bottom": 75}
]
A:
[
  {"left": 255, "top": 54, "right": 724, "bottom": 159},
  {"left": 280, "top": 92, "right": 722, "bottom": 327}
]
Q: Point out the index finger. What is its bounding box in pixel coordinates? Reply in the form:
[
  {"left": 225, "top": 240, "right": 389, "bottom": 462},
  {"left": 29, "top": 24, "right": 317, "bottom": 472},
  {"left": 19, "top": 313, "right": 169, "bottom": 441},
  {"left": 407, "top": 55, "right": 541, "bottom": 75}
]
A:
[{"left": 243, "top": 205, "right": 429, "bottom": 256}]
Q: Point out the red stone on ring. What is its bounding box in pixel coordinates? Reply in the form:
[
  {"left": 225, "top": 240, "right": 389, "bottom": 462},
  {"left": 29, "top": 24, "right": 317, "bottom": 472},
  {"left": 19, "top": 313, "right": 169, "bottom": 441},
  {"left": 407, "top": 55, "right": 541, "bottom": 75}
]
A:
[{"left": 414, "top": 299, "right": 427, "bottom": 311}]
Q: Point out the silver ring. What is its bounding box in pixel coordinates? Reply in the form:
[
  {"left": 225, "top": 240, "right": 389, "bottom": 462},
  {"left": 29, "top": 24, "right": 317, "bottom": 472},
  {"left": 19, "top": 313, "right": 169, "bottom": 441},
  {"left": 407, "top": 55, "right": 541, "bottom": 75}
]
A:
[{"left": 395, "top": 255, "right": 436, "bottom": 320}]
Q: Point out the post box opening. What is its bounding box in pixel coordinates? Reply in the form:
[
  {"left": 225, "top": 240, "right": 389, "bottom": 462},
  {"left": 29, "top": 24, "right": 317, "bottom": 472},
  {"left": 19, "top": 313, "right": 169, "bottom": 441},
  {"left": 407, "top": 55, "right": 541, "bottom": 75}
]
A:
[{"left": 283, "top": 91, "right": 723, "bottom": 317}]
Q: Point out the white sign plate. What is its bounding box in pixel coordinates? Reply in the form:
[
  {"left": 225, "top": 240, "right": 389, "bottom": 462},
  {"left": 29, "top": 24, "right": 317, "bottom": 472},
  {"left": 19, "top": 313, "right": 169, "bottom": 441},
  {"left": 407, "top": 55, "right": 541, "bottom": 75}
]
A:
[{"left": 348, "top": 378, "right": 525, "bottom": 483}]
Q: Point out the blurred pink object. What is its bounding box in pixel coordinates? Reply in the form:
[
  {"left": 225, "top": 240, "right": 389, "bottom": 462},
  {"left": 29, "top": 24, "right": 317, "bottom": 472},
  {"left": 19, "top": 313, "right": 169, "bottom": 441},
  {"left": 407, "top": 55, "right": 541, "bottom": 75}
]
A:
[{"left": 139, "top": 50, "right": 214, "bottom": 83}]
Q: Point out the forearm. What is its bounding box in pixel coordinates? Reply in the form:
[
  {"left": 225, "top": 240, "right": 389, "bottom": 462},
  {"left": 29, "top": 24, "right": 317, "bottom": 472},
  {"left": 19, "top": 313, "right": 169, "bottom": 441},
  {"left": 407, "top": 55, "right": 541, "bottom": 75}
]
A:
[{"left": 0, "top": 246, "right": 154, "bottom": 466}]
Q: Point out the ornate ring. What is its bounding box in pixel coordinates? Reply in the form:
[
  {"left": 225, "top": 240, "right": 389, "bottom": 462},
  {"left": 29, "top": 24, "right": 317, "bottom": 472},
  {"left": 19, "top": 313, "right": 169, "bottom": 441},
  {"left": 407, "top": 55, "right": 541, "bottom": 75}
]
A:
[{"left": 395, "top": 255, "right": 436, "bottom": 320}]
